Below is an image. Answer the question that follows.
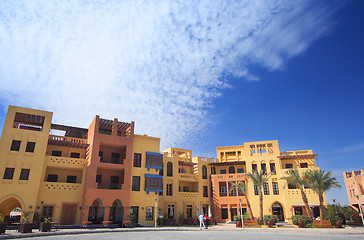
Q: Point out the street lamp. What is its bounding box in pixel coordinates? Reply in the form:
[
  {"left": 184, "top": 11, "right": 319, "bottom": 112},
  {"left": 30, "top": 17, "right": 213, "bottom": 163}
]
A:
[
  {"left": 333, "top": 199, "right": 337, "bottom": 213},
  {"left": 239, "top": 198, "right": 244, "bottom": 228},
  {"left": 355, "top": 195, "right": 364, "bottom": 227},
  {"left": 154, "top": 198, "right": 158, "bottom": 228}
]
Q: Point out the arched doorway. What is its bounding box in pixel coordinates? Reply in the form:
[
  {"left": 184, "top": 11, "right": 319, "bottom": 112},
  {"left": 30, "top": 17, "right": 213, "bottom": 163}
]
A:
[
  {"left": 109, "top": 199, "right": 123, "bottom": 223},
  {"left": 88, "top": 198, "right": 104, "bottom": 224},
  {"left": 272, "top": 202, "right": 285, "bottom": 221},
  {"left": 0, "top": 197, "right": 23, "bottom": 224}
]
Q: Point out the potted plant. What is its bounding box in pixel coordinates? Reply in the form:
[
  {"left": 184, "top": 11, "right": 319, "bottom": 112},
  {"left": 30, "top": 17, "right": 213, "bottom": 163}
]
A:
[
  {"left": 292, "top": 215, "right": 310, "bottom": 228},
  {"left": 234, "top": 215, "right": 242, "bottom": 228},
  {"left": 0, "top": 214, "right": 6, "bottom": 234},
  {"left": 39, "top": 217, "right": 52, "bottom": 232},
  {"left": 18, "top": 211, "right": 33, "bottom": 233}
]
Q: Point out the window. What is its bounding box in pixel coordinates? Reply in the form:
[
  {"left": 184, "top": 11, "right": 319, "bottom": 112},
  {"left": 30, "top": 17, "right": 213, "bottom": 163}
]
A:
[
  {"left": 167, "top": 162, "right": 173, "bottom": 177},
  {"left": 67, "top": 175, "right": 77, "bottom": 183},
  {"left": 146, "top": 207, "right": 154, "bottom": 221},
  {"left": 25, "top": 142, "right": 35, "bottom": 153},
  {"left": 285, "top": 163, "right": 293, "bottom": 169},
  {"left": 229, "top": 186, "right": 237, "bottom": 196},
  {"left": 159, "top": 169, "right": 163, "bottom": 176},
  {"left": 47, "top": 174, "right": 58, "bottom": 182},
  {"left": 19, "top": 169, "right": 30, "bottom": 180},
  {"left": 202, "top": 165, "right": 207, "bottom": 179},
  {"left": 166, "top": 184, "right": 173, "bottom": 196},
  {"left": 211, "top": 167, "right": 216, "bottom": 175},
  {"left": 145, "top": 177, "right": 163, "bottom": 191},
  {"left": 288, "top": 183, "right": 296, "bottom": 189},
  {"left": 133, "top": 153, "right": 141, "bottom": 167},
  {"left": 96, "top": 174, "right": 102, "bottom": 183},
  {"left": 10, "top": 140, "right": 21, "bottom": 151},
  {"left": 203, "top": 186, "right": 208, "bottom": 197},
  {"left": 111, "top": 153, "right": 121, "bottom": 164},
  {"left": 146, "top": 153, "right": 163, "bottom": 168},
  {"left": 220, "top": 169, "right": 226, "bottom": 174},
  {"left": 270, "top": 163, "right": 276, "bottom": 175},
  {"left": 167, "top": 204, "right": 174, "bottom": 218},
  {"left": 261, "top": 163, "right": 267, "bottom": 174},
  {"left": 41, "top": 206, "right": 54, "bottom": 220},
  {"left": 263, "top": 183, "right": 270, "bottom": 195},
  {"left": 186, "top": 205, "right": 193, "bottom": 218},
  {"left": 70, "top": 152, "right": 80, "bottom": 158},
  {"left": 228, "top": 166, "right": 235, "bottom": 174},
  {"left": 272, "top": 182, "right": 279, "bottom": 195},
  {"left": 220, "top": 186, "right": 227, "bottom": 196},
  {"left": 254, "top": 184, "right": 259, "bottom": 195},
  {"left": 221, "top": 208, "right": 228, "bottom": 219},
  {"left": 3, "top": 168, "right": 15, "bottom": 179},
  {"left": 51, "top": 150, "right": 62, "bottom": 156},
  {"left": 237, "top": 168, "right": 244, "bottom": 173},
  {"left": 300, "top": 163, "right": 308, "bottom": 168},
  {"left": 132, "top": 176, "right": 140, "bottom": 191},
  {"left": 252, "top": 164, "right": 257, "bottom": 172}
]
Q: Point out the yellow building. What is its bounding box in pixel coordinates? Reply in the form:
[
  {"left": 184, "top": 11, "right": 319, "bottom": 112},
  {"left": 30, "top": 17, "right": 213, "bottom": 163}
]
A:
[{"left": 211, "top": 140, "right": 324, "bottom": 222}]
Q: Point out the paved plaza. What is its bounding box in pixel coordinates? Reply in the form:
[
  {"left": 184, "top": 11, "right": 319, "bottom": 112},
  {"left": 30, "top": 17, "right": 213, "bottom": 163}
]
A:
[{"left": 1, "top": 224, "right": 363, "bottom": 240}]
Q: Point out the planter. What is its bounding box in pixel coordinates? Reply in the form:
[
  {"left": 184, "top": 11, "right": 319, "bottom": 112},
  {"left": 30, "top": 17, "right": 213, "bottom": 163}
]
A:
[
  {"left": 0, "top": 224, "right": 6, "bottom": 234},
  {"left": 18, "top": 223, "right": 33, "bottom": 233},
  {"left": 39, "top": 222, "right": 52, "bottom": 232},
  {"left": 335, "top": 222, "right": 343, "bottom": 228},
  {"left": 298, "top": 221, "right": 305, "bottom": 228},
  {"left": 236, "top": 221, "right": 242, "bottom": 228}
]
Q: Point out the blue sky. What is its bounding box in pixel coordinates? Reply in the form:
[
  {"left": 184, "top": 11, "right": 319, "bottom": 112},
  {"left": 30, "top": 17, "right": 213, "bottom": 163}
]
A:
[{"left": 0, "top": 0, "right": 363, "bottom": 205}]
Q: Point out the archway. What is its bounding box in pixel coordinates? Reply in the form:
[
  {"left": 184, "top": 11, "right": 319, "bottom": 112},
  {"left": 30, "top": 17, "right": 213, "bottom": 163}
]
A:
[
  {"left": 271, "top": 202, "right": 285, "bottom": 221},
  {"left": 88, "top": 198, "right": 104, "bottom": 223},
  {"left": 109, "top": 199, "right": 123, "bottom": 223},
  {"left": 0, "top": 197, "right": 23, "bottom": 224},
  {"left": 228, "top": 166, "right": 235, "bottom": 174}
]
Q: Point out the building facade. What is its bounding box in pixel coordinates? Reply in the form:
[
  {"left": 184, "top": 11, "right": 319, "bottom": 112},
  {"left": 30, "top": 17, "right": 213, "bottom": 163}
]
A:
[
  {"left": 0, "top": 106, "right": 325, "bottom": 226},
  {"left": 343, "top": 169, "right": 364, "bottom": 223}
]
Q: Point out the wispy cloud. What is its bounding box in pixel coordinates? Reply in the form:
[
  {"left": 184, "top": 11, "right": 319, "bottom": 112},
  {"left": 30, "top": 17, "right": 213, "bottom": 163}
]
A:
[
  {"left": 337, "top": 142, "right": 364, "bottom": 153},
  {"left": 0, "top": 0, "right": 340, "bottom": 149}
]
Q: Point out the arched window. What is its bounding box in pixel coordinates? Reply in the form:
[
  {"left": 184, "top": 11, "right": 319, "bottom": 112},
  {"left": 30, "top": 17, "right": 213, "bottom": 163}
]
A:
[
  {"left": 202, "top": 165, "right": 207, "bottom": 179},
  {"left": 211, "top": 167, "right": 216, "bottom": 175},
  {"left": 229, "top": 166, "right": 235, "bottom": 174},
  {"left": 167, "top": 162, "right": 173, "bottom": 177}
]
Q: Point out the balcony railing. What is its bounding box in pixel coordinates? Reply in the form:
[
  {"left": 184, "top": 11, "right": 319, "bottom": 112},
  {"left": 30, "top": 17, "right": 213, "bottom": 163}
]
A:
[
  {"left": 49, "top": 135, "right": 87, "bottom": 144},
  {"left": 97, "top": 182, "right": 122, "bottom": 190}
]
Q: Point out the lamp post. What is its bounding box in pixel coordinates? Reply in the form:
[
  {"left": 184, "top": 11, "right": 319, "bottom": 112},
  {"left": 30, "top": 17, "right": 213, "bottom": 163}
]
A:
[
  {"left": 239, "top": 198, "right": 244, "bottom": 228},
  {"left": 154, "top": 198, "right": 158, "bottom": 228},
  {"left": 333, "top": 199, "right": 337, "bottom": 213},
  {"left": 355, "top": 195, "right": 364, "bottom": 227}
]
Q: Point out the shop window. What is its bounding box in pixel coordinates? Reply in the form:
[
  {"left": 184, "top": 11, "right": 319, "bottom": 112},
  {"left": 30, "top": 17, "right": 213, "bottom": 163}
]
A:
[
  {"left": 19, "top": 169, "right": 30, "bottom": 180},
  {"left": 146, "top": 207, "right": 154, "bottom": 221},
  {"left": 10, "top": 140, "right": 21, "bottom": 151}
]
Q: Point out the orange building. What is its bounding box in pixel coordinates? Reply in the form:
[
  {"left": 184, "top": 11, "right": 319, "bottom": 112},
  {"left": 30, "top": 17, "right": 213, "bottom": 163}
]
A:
[{"left": 343, "top": 170, "right": 364, "bottom": 224}]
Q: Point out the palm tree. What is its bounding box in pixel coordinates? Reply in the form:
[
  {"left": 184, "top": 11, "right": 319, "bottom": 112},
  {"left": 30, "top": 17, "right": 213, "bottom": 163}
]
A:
[
  {"left": 246, "top": 170, "right": 271, "bottom": 221},
  {"left": 281, "top": 169, "right": 313, "bottom": 220},
  {"left": 305, "top": 169, "right": 341, "bottom": 219},
  {"left": 231, "top": 181, "right": 254, "bottom": 220}
]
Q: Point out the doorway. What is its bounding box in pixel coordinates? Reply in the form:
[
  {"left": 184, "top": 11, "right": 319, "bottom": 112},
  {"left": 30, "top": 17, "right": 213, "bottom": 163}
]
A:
[
  {"left": 61, "top": 204, "right": 77, "bottom": 225},
  {"left": 272, "top": 202, "right": 285, "bottom": 221}
]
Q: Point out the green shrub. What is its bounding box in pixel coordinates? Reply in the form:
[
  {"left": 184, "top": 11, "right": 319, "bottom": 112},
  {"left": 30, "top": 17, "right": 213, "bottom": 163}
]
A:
[
  {"left": 292, "top": 215, "right": 310, "bottom": 225},
  {"left": 306, "top": 222, "right": 314, "bottom": 228},
  {"left": 233, "top": 215, "right": 241, "bottom": 222},
  {"left": 263, "top": 215, "right": 278, "bottom": 224},
  {"left": 243, "top": 212, "right": 251, "bottom": 220},
  {"left": 324, "top": 215, "right": 342, "bottom": 225}
]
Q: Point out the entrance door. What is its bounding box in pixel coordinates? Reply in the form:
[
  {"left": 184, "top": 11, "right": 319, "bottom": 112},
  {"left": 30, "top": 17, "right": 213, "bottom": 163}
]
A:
[
  {"left": 272, "top": 202, "right": 285, "bottom": 221},
  {"left": 130, "top": 206, "right": 139, "bottom": 223},
  {"left": 230, "top": 208, "right": 237, "bottom": 221},
  {"left": 61, "top": 204, "right": 77, "bottom": 225}
]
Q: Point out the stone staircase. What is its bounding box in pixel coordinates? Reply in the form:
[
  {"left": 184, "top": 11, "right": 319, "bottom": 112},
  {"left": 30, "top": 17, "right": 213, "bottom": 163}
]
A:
[{"left": 276, "top": 222, "right": 295, "bottom": 228}]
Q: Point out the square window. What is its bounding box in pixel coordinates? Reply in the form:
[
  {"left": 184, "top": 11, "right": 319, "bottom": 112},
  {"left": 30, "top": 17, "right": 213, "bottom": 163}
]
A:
[
  {"left": 10, "top": 140, "right": 21, "bottom": 151},
  {"left": 220, "top": 169, "right": 226, "bottom": 174},
  {"left": 67, "top": 175, "right": 77, "bottom": 183},
  {"left": 47, "top": 174, "right": 58, "bottom": 182},
  {"left": 300, "top": 163, "right": 308, "bottom": 168},
  {"left": 25, "top": 142, "right": 36, "bottom": 153},
  {"left": 19, "top": 169, "right": 30, "bottom": 180},
  {"left": 3, "top": 168, "right": 15, "bottom": 179},
  {"left": 70, "top": 152, "right": 80, "bottom": 158},
  {"left": 285, "top": 164, "right": 293, "bottom": 169},
  {"left": 51, "top": 150, "right": 62, "bottom": 156},
  {"left": 237, "top": 168, "right": 244, "bottom": 173}
]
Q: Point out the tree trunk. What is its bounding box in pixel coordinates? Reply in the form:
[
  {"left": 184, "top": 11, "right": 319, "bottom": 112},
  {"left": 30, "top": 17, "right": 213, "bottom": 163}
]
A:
[
  {"left": 245, "top": 197, "right": 254, "bottom": 220},
  {"left": 319, "top": 194, "right": 326, "bottom": 219},
  {"left": 300, "top": 188, "right": 313, "bottom": 220},
  {"left": 259, "top": 189, "right": 263, "bottom": 221}
]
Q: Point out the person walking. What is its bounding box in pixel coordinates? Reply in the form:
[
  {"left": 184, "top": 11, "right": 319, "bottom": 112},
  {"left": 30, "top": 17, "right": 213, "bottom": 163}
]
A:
[
  {"left": 204, "top": 214, "right": 209, "bottom": 229},
  {"left": 198, "top": 214, "right": 205, "bottom": 230}
]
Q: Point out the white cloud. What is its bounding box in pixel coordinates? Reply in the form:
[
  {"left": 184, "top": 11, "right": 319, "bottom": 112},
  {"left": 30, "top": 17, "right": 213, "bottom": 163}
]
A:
[
  {"left": 0, "top": 0, "right": 340, "bottom": 149},
  {"left": 337, "top": 143, "right": 364, "bottom": 153}
]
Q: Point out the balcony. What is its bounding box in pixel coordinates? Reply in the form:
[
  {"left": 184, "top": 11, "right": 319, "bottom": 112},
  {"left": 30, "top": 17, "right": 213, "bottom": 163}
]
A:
[
  {"left": 179, "top": 192, "right": 199, "bottom": 198},
  {"left": 97, "top": 182, "right": 122, "bottom": 190},
  {"left": 179, "top": 174, "right": 198, "bottom": 181},
  {"left": 48, "top": 135, "right": 88, "bottom": 148},
  {"left": 211, "top": 174, "right": 247, "bottom": 182},
  {"left": 45, "top": 156, "right": 87, "bottom": 169},
  {"left": 100, "top": 157, "right": 124, "bottom": 165}
]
